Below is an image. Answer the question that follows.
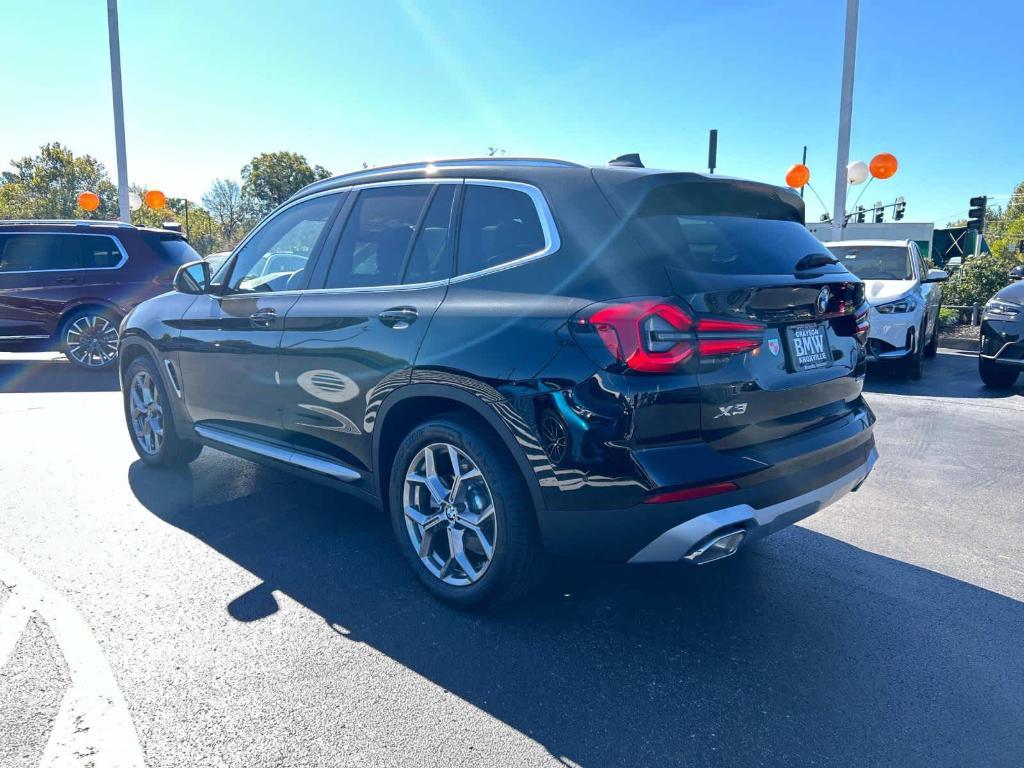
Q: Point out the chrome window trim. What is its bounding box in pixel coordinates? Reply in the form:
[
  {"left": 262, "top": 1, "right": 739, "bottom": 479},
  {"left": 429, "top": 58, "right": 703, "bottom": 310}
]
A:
[
  {"left": 449, "top": 179, "right": 561, "bottom": 284},
  {"left": 0, "top": 334, "right": 50, "bottom": 340},
  {"left": 219, "top": 187, "right": 349, "bottom": 291},
  {"left": 230, "top": 178, "right": 560, "bottom": 295},
  {"left": 0, "top": 231, "right": 129, "bottom": 274}
]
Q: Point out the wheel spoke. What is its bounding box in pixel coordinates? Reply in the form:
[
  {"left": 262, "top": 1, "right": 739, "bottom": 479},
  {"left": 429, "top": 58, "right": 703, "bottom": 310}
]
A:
[
  {"left": 422, "top": 447, "right": 450, "bottom": 504},
  {"left": 448, "top": 527, "right": 478, "bottom": 581},
  {"left": 461, "top": 520, "right": 494, "bottom": 559}
]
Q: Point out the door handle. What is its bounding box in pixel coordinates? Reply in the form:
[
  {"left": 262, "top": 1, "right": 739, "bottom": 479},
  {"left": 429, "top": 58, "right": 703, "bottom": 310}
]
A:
[
  {"left": 250, "top": 308, "right": 277, "bottom": 327},
  {"left": 55, "top": 276, "right": 78, "bottom": 284},
  {"left": 378, "top": 307, "right": 418, "bottom": 329}
]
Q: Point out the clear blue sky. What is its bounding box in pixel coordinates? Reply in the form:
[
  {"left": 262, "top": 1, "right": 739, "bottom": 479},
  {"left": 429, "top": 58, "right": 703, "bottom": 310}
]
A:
[{"left": 2, "top": 0, "right": 1021, "bottom": 224}]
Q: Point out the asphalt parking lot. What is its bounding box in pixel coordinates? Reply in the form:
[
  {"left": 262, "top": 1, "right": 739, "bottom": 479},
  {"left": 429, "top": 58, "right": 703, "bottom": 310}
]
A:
[{"left": 1, "top": 350, "right": 1022, "bottom": 767}]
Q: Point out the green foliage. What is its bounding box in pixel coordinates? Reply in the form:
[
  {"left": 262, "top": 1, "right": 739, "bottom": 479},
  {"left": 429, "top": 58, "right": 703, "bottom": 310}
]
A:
[
  {"left": 0, "top": 142, "right": 118, "bottom": 219},
  {"left": 241, "top": 151, "right": 331, "bottom": 218},
  {"left": 938, "top": 306, "right": 959, "bottom": 328}
]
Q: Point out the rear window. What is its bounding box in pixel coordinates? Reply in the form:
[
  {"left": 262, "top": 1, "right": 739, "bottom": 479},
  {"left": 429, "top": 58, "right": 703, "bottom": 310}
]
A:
[
  {"left": 627, "top": 213, "right": 838, "bottom": 276},
  {"left": 827, "top": 245, "right": 913, "bottom": 280},
  {"left": 456, "top": 185, "right": 546, "bottom": 276},
  {"left": 143, "top": 234, "right": 201, "bottom": 265}
]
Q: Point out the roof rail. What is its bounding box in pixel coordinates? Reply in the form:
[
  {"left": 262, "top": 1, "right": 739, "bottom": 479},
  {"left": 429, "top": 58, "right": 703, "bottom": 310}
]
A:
[
  {"left": 0, "top": 219, "right": 133, "bottom": 228},
  {"left": 329, "top": 156, "right": 581, "bottom": 182}
]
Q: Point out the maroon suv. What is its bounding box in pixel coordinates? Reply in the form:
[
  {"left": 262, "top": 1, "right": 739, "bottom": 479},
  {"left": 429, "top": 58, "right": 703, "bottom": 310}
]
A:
[{"left": 0, "top": 220, "right": 200, "bottom": 369}]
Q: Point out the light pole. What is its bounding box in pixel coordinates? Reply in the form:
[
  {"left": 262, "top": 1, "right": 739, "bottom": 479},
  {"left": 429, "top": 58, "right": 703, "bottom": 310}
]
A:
[
  {"left": 107, "top": 0, "right": 130, "bottom": 223},
  {"left": 831, "top": 0, "right": 859, "bottom": 241}
]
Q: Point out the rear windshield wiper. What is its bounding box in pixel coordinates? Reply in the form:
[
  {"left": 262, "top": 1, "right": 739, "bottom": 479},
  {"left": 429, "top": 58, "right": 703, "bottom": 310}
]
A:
[{"left": 795, "top": 252, "right": 839, "bottom": 270}]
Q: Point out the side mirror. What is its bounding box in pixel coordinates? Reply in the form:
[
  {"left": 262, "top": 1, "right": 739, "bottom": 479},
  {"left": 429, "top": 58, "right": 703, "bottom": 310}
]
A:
[
  {"left": 1010, "top": 265, "right": 1024, "bottom": 281},
  {"left": 924, "top": 268, "right": 948, "bottom": 283},
  {"left": 173, "top": 259, "right": 211, "bottom": 294}
]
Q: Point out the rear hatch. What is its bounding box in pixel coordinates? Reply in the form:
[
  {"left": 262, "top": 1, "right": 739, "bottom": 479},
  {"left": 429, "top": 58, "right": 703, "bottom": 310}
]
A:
[{"left": 592, "top": 170, "right": 867, "bottom": 452}]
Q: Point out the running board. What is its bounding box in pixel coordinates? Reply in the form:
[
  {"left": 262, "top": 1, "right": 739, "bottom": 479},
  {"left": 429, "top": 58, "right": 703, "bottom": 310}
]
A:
[{"left": 193, "top": 424, "right": 360, "bottom": 481}]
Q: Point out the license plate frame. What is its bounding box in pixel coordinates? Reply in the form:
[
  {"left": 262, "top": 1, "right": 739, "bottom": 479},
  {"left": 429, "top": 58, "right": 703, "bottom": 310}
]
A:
[{"left": 786, "top": 322, "right": 832, "bottom": 371}]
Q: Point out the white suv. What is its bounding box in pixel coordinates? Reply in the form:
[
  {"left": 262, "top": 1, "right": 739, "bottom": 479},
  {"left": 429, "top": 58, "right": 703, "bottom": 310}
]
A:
[{"left": 828, "top": 239, "right": 948, "bottom": 379}]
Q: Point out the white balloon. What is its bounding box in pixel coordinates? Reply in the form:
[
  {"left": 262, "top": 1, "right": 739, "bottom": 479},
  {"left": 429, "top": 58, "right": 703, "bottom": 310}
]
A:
[
  {"left": 128, "top": 192, "right": 143, "bottom": 210},
  {"left": 847, "top": 161, "right": 869, "bottom": 185}
]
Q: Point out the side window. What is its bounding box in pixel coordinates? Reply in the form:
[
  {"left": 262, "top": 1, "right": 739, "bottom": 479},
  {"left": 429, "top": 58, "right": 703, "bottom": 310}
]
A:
[
  {"left": 0, "top": 234, "right": 80, "bottom": 272},
  {"left": 227, "top": 194, "right": 339, "bottom": 293},
  {"left": 403, "top": 185, "right": 456, "bottom": 284},
  {"left": 323, "top": 185, "right": 432, "bottom": 289},
  {"left": 456, "top": 184, "right": 546, "bottom": 276},
  {"left": 78, "top": 236, "right": 123, "bottom": 269}
]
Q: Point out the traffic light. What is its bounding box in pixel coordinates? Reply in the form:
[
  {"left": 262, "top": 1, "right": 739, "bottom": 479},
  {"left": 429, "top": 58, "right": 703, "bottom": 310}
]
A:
[
  {"left": 894, "top": 196, "right": 906, "bottom": 220},
  {"left": 856, "top": 206, "right": 866, "bottom": 224},
  {"left": 873, "top": 202, "right": 884, "bottom": 224},
  {"left": 967, "top": 196, "right": 987, "bottom": 230}
]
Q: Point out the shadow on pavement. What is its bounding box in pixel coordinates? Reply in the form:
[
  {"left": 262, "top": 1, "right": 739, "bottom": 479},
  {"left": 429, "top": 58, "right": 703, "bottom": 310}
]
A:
[
  {"left": 129, "top": 459, "right": 1024, "bottom": 767},
  {"left": 865, "top": 349, "right": 1022, "bottom": 399},
  {"left": 0, "top": 353, "right": 119, "bottom": 394}
]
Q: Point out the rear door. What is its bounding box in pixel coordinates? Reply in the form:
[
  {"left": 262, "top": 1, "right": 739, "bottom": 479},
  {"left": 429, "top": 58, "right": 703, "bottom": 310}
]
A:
[
  {"left": 277, "top": 181, "right": 458, "bottom": 476},
  {"left": 598, "top": 176, "right": 866, "bottom": 452}
]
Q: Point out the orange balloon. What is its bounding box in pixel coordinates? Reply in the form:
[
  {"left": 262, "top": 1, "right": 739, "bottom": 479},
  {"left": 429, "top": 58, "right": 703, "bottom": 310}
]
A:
[
  {"left": 77, "top": 191, "right": 100, "bottom": 212},
  {"left": 144, "top": 189, "right": 167, "bottom": 209},
  {"left": 869, "top": 153, "right": 898, "bottom": 179},
  {"left": 785, "top": 163, "right": 810, "bottom": 188}
]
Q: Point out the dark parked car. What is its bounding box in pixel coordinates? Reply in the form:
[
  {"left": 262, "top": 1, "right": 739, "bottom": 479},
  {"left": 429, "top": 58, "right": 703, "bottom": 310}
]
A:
[
  {"left": 0, "top": 220, "right": 200, "bottom": 369},
  {"left": 118, "top": 156, "right": 877, "bottom": 606},
  {"left": 979, "top": 279, "right": 1024, "bottom": 388}
]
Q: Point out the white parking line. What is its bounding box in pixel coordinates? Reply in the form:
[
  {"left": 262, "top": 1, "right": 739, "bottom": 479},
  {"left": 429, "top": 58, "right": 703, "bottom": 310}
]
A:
[{"left": 0, "top": 547, "right": 145, "bottom": 768}]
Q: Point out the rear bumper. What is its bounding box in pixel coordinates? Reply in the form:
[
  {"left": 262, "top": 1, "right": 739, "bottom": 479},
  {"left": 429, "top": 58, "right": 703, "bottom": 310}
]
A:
[
  {"left": 628, "top": 447, "right": 876, "bottom": 562},
  {"left": 537, "top": 411, "right": 876, "bottom": 561}
]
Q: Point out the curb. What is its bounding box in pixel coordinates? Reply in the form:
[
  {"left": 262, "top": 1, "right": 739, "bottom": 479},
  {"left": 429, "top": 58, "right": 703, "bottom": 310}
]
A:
[{"left": 938, "top": 336, "right": 978, "bottom": 352}]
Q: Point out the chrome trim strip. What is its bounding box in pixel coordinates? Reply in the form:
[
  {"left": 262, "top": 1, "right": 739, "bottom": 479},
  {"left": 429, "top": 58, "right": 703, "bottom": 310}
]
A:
[
  {"left": 193, "top": 424, "right": 360, "bottom": 481},
  {"left": 448, "top": 179, "right": 561, "bottom": 284},
  {"left": 981, "top": 340, "right": 1024, "bottom": 364},
  {"left": 0, "top": 231, "right": 129, "bottom": 274},
  {"left": 0, "top": 334, "right": 50, "bottom": 340},
  {"left": 628, "top": 449, "right": 878, "bottom": 564}
]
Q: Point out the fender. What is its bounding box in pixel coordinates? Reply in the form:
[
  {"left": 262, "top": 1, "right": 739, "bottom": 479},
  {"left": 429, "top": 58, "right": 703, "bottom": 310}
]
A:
[
  {"left": 118, "top": 335, "right": 194, "bottom": 434},
  {"left": 372, "top": 381, "right": 547, "bottom": 515}
]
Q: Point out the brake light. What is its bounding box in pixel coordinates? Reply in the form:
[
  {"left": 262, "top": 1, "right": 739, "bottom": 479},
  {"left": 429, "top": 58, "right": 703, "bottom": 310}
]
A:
[
  {"left": 572, "top": 297, "right": 766, "bottom": 373},
  {"left": 855, "top": 304, "right": 870, "bottom": 338}
]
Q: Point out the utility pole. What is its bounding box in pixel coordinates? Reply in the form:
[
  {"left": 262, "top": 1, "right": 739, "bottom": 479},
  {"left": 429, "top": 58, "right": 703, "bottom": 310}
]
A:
[
  {"left": 800, "top": 145, "right": 807, "bottom": 199},
  {"left": 107, "top": 0, "right": 130, "bottom": 223},
  {"left": 707, "top": 129, "right": 718, "bottom": 174},
  {"left": 831, "top": 0, "right": 859, "bottom": 241}
]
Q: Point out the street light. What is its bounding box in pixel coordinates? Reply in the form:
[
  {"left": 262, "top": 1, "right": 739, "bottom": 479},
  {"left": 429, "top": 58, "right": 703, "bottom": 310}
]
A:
[{"left": 107, "top": 0, "right": 130, "bottom": 223}]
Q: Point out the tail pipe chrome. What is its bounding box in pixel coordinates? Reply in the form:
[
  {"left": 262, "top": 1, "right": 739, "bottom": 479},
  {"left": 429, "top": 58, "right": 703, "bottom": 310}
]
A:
[{"left": 684, "top": 529, "right": 747, "bottom": 565}]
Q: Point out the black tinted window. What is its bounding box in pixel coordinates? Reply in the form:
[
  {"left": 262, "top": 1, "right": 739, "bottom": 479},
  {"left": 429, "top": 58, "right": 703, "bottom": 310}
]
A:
[
  {"left": 0, "top": 234, "right": 80, "bottom": 272},
  {"left": 628, "top": 214, "right": 838, "bottom": 276},
  {"left": 324, "top": 186, "right": 431, "bottom": 289},
  {"left": 404, "top": 185, "right": 455, "bottom": 284},
  {"left": 227, "top": 194, "right": 339, "bottom": 293},
  {"left": 456, "top": 185, "right": 546, "bottom": 276},
  {"left": 142, "top": 233, "right": 200, "bottom": 265},
  {"left": 77, "top": 236, "right": 123, "bottom": 269}
]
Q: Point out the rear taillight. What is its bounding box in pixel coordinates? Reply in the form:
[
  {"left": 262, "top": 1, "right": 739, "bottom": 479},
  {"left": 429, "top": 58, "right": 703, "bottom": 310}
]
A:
[
  {"left": 571, "top": 297, "right": 766, "bottom": 373},
  {"left": 855, "top": 304, "right": 870, "bottom": 339}
]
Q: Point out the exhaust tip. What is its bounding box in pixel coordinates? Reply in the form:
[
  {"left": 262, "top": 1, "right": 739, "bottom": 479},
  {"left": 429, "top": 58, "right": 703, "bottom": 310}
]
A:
[{"left": 684, "top": 529, "right": 746, "bottom": 565}]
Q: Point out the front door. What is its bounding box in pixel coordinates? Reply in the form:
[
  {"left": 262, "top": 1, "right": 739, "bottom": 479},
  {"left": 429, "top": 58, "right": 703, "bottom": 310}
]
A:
[
  {"left": 175, "top": 192, "right": 344, "bottom": 439},
  {"left": 278, "top": 181, "right": 458, "bottom": 480}
]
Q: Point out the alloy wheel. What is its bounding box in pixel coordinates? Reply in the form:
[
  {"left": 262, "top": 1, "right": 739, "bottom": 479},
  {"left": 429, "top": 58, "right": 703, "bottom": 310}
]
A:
[
  {"left": 129, "top": 370, "right": 164, "bottom": 455},
  {"left": 403, "top": 442, "right": 497, "bottom": 586},
  {"left": 66, "top": 315, "right": 119, "bottom": 368}
]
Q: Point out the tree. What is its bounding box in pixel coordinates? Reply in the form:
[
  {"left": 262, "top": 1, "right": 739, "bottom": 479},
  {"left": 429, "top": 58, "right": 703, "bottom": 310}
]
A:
[
  {"left": 0, "top": 142, "right": 118, "bottom": 219},
  {"left": 240, "top": 151, "right": 330, "bottom": 217},
  {"left": 202, "top": 178, "right": 248, "bottom": 245}
]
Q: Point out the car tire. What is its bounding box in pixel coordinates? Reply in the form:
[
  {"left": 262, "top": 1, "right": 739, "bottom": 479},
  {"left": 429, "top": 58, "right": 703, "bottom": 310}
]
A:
[
  {"left": 123, "top": 356, "right": 203, "bottom": 467},
  {"left": 60, "top": 308, "right": 121, "bottom": 370},
  {"left": 901, "top": 326, "right": 924, "bottom": 380},
  {"left": 979, "top": 356, "right": 1020, "bottom": 388},
  {"left": 923, "top": 314, "right": 939, "bottom": 358},
  {"left": 389, "top": 415, "right": 545, "bottom": 608}
]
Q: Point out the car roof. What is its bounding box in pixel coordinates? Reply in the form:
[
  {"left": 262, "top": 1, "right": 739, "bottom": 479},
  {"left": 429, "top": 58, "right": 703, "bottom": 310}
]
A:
[
  {"left": 0, "top": 219, "right": 185, "bottom": 237},
  {"left": 829, "top": 239, "right": 911, "bottom": 248},
  {"left": 290, "top": 156, "right": 791, "bottom": 202}
]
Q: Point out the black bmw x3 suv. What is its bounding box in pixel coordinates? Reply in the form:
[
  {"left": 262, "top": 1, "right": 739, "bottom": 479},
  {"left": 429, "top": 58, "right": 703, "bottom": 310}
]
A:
[{"left": 119, "top": 156, "right": 877, "bottom": 606}]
